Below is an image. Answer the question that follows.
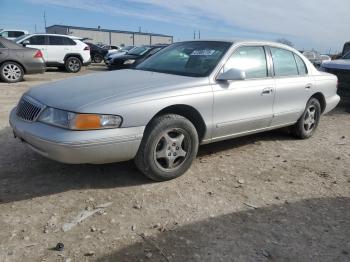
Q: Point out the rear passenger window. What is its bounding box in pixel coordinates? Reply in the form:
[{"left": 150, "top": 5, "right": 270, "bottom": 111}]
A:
[
  {"left": 8, "top": 31, "right": 24, "bottom": 38},
  {"left": 28, "top": 35, "right": 46, "bottom": 45},
  {"left": 224, "top": 46, "right": 268, "bottom": 79},
  {"left": 270, "top": 47, "right": 299, "bottom": 77},
  {"left": 63, "top": 37, "right": 76, "bottom": 45},
  {"left": 294, "top": 54, "right": 307, "bottom": 75},
  {"left": 49, "top": 36, "right": 65, "bottom": 45}
]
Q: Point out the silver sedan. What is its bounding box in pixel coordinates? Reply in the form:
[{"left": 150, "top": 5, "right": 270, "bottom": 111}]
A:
[{"left": 9, "top": 40, "right": 340, "bottom": 181}]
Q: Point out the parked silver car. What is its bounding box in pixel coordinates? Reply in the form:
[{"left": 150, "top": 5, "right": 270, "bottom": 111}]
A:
[
  {"left": 9, "top": 40, "right": 340, "bottom": 181},
  {"left": 0, "top": 36, "right": 45, "bottom": 83}
]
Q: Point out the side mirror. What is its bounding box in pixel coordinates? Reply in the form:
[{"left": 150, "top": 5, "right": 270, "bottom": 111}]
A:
[
  {"left": 22, "top": 40, "right": 30, "bottom": 46},
  {"left": 217, "top": 68, "right": 246, "bottom": 81}
]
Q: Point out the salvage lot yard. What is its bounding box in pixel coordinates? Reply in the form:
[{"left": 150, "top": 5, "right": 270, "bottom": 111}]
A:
[{"left": 0, "top": 65, "right": 349, "bottom": 262}]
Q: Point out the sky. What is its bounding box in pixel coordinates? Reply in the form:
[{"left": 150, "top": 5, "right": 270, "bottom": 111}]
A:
[{"left": 1, "top": 0, "right": 349, "bottom": 53}]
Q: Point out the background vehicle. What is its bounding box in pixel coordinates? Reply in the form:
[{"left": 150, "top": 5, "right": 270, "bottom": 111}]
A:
[
  {"left": 0, "top": 36, "right": 45, "bottom": 83},
  {"left": 0, "top": 29, "right": 28, "bottom": 41},
  {"left": 342, "top": 41, "right": 350, "bottom": 56},
  {"left": 104, "top": 46, "right": 135, "bottom": 64},
  {"left": 106, "top": 45, "right": 166, "bottom": 70},
  {"left": 302, "top": 50, "right": 322, "bottom": 67},
  {"left": 10, "top": 40, "right": 339, "bottom": 181},
  {"left": 320, "top": 54, "right": 331, "bottom": 63},
  {"left": 16, "top": 34, "right": 91, "bottom": 73},
  {"left": 101, "top": 45, "right": 120, "bottom": 55},
  {"left": 85, "top": 42, "right": 108, "bottom": 63},
  {"left": 320, "top": 51, "right": 350, "bottom": 100}
]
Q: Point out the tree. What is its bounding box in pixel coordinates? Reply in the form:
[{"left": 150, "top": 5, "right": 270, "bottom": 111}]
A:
[{"left": 276, "top": 38, "right": 294, "bottom": 47}]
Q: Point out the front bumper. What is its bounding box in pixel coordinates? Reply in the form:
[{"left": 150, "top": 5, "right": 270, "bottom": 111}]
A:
[{"left": 9, "top": 108, "right": 144, "bottom": 164}]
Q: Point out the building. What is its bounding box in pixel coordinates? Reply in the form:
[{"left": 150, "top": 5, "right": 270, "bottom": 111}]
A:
[{"left": 46, "top": 25, "right": 173, "bottom": 46}]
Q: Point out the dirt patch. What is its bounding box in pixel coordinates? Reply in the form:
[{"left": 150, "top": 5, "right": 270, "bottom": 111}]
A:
[{"left": 0, "top": 65, "right": 349, "bottom": 261}]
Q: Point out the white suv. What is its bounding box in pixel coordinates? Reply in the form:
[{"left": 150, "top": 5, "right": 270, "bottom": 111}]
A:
[
  {"left": 0, "top": 29, "right": 28, "bottom": 41},
  {"left": 16, "top": 34, "right": 91, "bottom": 73}
]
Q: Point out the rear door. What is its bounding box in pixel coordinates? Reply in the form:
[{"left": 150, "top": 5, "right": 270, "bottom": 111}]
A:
[
  {"left": 269, "top": 47, "right": 312, "bottom": 125},
  {"left": 24, "top": 35, "right": 48, "bottom": 61},
  {"left": 47, "top": 36, "right": 70, "bottom": 63}
]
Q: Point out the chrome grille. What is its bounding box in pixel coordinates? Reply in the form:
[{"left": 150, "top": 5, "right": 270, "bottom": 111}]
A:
[{"left": 16, "top": 97, "right": 44, "bottom": 121}]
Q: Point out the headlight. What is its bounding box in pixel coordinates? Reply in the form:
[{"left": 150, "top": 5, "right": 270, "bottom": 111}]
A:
[
  {"left": 38, "top": 107, "right": 122, "bottom": 130},
  {"left": 124, "top": 59, "right": 135, "bottom": 65}
]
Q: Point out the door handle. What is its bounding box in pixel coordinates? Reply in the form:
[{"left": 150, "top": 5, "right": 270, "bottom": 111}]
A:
[
  {"left": 305, "top": 84, "right": 312, "bottom": 89},
  {"left": 262, "top": 88, "right": 273, "bottom": 95}
]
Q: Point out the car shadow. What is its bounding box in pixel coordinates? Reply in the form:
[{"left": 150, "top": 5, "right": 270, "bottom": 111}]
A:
[
  {"left": 0, "top": 125, "right": 295, "bottom": 204},
  {"left": 96, "top": 197, "right": 350, "bottom": 262}
]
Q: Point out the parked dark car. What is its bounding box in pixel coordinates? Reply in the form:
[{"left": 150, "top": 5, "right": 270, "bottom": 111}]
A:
[
  {"left": 106, "top": 45, "right": 167, "bottom": 70},
  {"left": 104, "top": 45, "right": 135, "bottom": 64},
  {"left": 86, "top": 42, "right": 108, "bottom": 63},
  {"left": 320, "top": 51, "right": 350, "bottom": 100},
  {"left": 342, "top": 41, "right": 350, "bottom": 56},
  {"left": 0, "top": 36, "right": 45, "bottom": 83}
]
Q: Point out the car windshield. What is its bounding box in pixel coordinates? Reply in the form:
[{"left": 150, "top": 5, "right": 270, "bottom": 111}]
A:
[
  {"left": 136, "top": 41, "right": 232, "bottom": 77},
  {"left": 14, "top": 34, "right": 29, "bottom": 42},
  {"left": 122, "top": 46, "right": 134, "bottom": 51},
  {"left": 343, "top": 52, "right": 350, "bottom": 59},
  {"left": 127, "top": 46, "right": 151, "bottom": 56}
]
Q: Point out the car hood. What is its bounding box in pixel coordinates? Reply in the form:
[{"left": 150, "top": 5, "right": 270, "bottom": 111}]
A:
[
  {"left": 25, "top": 69, "right": 207, "bottom": 112},
  {"left": 322, "top": 59, "right": 350, "bottom": 70}
]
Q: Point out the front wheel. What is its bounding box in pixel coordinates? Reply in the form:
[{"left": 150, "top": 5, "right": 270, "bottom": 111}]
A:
[
  {"left": 65, "top": 57, "right": 82, "bottom": 73},
  {"left": 135, "top": 114, "right": 199, "bottom": 181},
  {"left": 291, "top": 98, "right": 321, "bottom": 139}
]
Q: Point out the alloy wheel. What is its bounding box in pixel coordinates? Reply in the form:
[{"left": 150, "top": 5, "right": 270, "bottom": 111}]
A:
[
  {"left": 154, "top": 128, "right": 190, "bottom": 171},
  {"left": 304, "top": 105, "right": 317, "bottom": 133},
  {"left": 2, "top": 63, "right": 22, "bottom": 81},
  {"left": 68, "top": 58, "right": 80, "bottom": 72}
]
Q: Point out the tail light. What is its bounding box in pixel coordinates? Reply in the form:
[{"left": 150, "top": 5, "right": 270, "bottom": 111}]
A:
[
  {"left": 33, "top": 50, "right": 43, "bottom": 58},
  {"left": 84, "top": 46, "right": 90, "bottom": 51}
]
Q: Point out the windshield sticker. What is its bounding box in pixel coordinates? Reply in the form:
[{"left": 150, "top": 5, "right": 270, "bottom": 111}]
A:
[{"left": 191, "top": 49, "right": 216, "bottom": 56}]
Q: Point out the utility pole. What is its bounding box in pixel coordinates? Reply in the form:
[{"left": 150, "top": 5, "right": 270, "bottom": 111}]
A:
[
  {"left": 193, "top": 30, "right": 196, "bottom": 40},
  {"left": 138, "top": 26, "right": 141, "bottom": 32},
  {"left": 34, "top": 24, "right": 37, "bottom": 33},
  {"left": 43, "top": 11, "right": 47, "bottom": 32},
  {"left": 198, "top": 30, "right": 201, "bottom": 39}
]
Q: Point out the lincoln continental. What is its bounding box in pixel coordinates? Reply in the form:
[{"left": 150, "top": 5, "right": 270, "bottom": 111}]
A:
[{"left": 10, "top": 40, "right": 340, "bottom": 181}]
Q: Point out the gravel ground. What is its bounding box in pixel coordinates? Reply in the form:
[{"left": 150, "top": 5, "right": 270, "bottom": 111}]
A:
[{"left": 0, "top": 65, "right": 349, "bottom": 262}]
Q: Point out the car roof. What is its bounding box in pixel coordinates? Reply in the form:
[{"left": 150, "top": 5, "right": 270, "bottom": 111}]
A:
[
  {"left": 23, "top": 33, "right": 80, "bottom": 39},
  {"left": 176, "top": 39, "right": 299, "bottom": 52}
]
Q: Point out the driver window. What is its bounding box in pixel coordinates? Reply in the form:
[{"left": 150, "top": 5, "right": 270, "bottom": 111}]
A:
[{"left": 224, "top": 46, "right": 268, "bottom": 79}]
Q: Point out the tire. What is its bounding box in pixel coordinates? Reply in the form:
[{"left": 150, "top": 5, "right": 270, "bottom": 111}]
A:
[
  {"left": 93, "top": 54, "right": 103, "bottom": 63},
  {"left": 135, "top": 114, "right": 199, "bottom": 181},
  {"left": 291, "top": 97, "right": 321, "bottom": 139},
  {"left": 65, "top": 57, "right": 82, "bottom": 73},
  {"left": 0, "top": 61, "right": 24, "bottom": 83}
]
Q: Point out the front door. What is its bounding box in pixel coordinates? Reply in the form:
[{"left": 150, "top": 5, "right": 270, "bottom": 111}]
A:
[{"left": 212, "top": 45, "right": 275, "bottom": 139}]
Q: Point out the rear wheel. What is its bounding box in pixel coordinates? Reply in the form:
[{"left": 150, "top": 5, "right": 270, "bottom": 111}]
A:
[
  {"left": 135, "top": 114, "right": 199, "bottom": 181},
  {"left": 65, "top": 57, "right": 82, "bottom": 73},
  {"left": 0, "top": 62, "right": 24, "bottom": 83},
  {"left": 93, "top": 54, "right": 103, "bottom": 63},
  {"left": 291, "top": 98, "right": 321, "bottom": 139}
]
